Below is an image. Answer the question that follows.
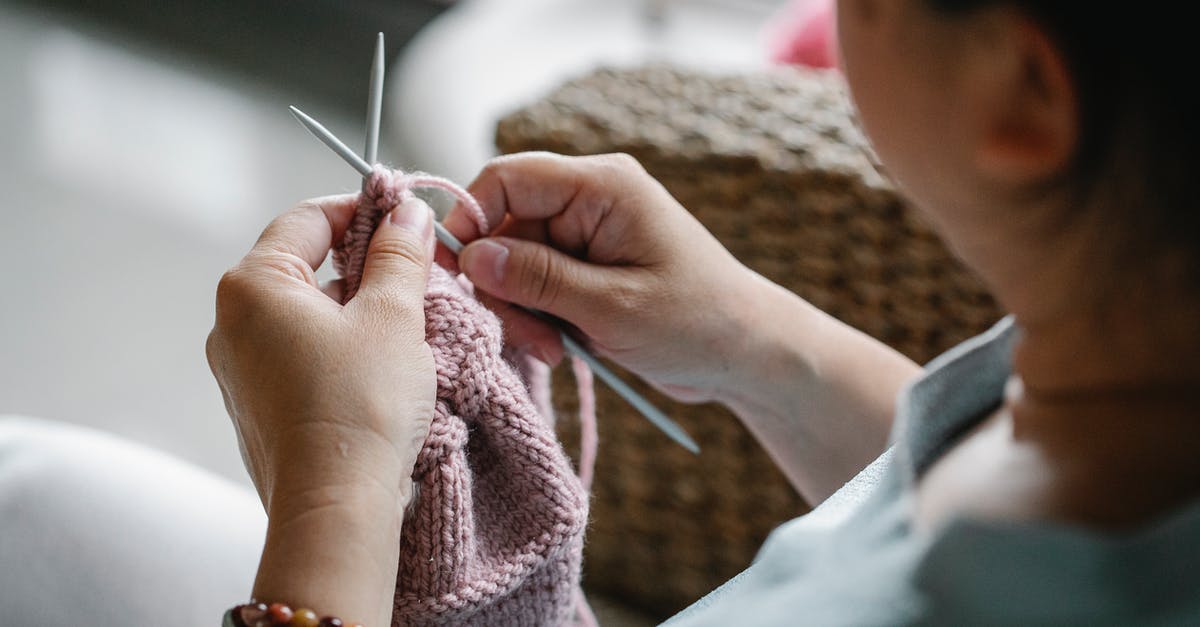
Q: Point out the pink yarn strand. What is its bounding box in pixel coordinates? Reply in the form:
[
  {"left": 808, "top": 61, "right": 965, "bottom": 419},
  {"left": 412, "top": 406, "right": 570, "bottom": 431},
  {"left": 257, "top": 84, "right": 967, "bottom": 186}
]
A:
[
  {"left": 571, "top": 355, "right": 598, "bottom": 493},
  {"left": 401, "top": 173, "right": 489, "bottom": 235},
  {"left": 527, "top": 355, "right": 558, "bottom": 429},
  {"left": 570, "top": 354, "right": 600, "bottom": 627}
]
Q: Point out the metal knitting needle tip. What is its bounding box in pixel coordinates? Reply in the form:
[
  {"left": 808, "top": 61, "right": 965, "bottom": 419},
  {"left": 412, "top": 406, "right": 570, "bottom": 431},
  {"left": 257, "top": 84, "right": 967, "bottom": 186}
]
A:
[
  {"left": 292, "top": 105, "right": 464, "bottom": 254},
  {"left": 561, "top": 334, "right": 701, "bottom": 454},
  {"left": 290, "top": 107, "right": 700, "bottom": 454},
  {"left": 290, "top": 106, "right": 373, "bottom": 177},
  {"left": 433, "top": 222, "right": 464, "bottom": 254},
  {"left": 364, "top": 32, "right": 385, "bottom": 166}
]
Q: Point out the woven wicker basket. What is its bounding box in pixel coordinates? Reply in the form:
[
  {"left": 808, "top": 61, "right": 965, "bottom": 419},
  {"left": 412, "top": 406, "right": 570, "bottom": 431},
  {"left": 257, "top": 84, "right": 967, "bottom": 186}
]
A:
[{"left": 495, "top": 65, "right": 1004, "bottom": 619}]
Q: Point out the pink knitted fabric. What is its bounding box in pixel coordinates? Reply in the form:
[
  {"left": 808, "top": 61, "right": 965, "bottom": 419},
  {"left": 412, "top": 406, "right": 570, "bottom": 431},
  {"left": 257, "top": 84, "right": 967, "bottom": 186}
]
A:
[{"left": 333, "top": 167, "right": 594, "bottom": 626}]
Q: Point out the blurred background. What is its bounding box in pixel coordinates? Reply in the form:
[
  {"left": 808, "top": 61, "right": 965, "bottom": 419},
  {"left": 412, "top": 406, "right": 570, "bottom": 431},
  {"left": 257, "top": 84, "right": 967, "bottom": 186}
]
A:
[{"left": 0, "top": 0, "right": 782, "bottom": 487}]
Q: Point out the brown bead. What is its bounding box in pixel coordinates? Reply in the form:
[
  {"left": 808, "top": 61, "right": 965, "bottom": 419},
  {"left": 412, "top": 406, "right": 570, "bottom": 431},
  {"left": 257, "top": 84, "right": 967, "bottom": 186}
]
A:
[
  {"left": 317, "top": 618, "right": 343, "bottom": 627},
  {"left": 238, "top": 603, "right": 268, "bottom": 627},
  {"left": 267, "top": 603, "right": 294, "bottom": 624},
  {"left": 289, "top": 608, "right": 319, "bottom": 627}
]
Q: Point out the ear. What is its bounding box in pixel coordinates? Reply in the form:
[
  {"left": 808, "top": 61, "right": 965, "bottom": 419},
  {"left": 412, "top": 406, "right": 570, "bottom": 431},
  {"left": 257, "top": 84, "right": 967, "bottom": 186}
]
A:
[{"left": 972, "top": 13, "right": 1079, "bottom": 185}]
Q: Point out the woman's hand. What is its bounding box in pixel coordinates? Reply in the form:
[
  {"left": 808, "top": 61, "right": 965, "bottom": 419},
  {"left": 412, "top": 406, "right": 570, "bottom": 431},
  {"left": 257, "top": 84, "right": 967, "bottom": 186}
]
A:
[
  {"left": 206, "top": 194, "right": 436, "bottom": 626},
  {"left": 445, "top": 152, "right": 920, "bottom": 503},
  {"left": 442, "top": 152, "right": 760, "bottom": 404}
]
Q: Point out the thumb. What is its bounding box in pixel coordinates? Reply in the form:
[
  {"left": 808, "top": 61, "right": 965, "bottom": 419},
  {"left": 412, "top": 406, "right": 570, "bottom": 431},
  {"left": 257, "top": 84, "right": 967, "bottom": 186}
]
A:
[
  {"left": 355, "top": 197, "right": 435, "bottom": 312},
  {"left": 459, "top": 236, "right": 613, "bottom": 325}
]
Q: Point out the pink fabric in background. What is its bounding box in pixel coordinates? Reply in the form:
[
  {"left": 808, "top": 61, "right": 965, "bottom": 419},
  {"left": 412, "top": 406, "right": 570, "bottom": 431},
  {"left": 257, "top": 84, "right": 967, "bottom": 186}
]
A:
[
  {"left": 766, "top": 0, "right": 839, "bottom": 69},
  {"left": 334, "top": 167, "right": 592, "bottom": 626}
]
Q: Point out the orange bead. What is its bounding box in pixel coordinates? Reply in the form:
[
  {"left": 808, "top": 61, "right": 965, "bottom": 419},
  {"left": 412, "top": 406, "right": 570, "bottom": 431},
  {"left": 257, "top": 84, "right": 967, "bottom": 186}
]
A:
[
  {"left": 289, "top": 608, "right": 319, "bottom": 627},
  {"left": 267, "top": 603, "right": 294, "bottom": 623}
]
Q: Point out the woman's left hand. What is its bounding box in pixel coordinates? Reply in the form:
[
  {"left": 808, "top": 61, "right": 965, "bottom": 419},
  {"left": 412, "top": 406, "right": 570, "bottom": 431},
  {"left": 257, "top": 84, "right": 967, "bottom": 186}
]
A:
[{"left": 205, "top": 194, "right": 437, "bottom": 625}]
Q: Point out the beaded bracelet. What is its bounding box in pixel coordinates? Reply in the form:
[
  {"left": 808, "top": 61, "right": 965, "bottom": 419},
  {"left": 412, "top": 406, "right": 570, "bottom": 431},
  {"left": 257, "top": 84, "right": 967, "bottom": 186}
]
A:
[{"left": 222, "top": 602, "right": 363, "bottom": 627}]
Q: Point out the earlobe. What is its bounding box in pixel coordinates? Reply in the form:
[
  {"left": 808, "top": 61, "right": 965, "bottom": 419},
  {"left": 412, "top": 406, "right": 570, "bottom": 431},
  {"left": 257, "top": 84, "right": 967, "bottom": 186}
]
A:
[{"left": 975, "top": 15, "right": 1079, "bottom": 185}]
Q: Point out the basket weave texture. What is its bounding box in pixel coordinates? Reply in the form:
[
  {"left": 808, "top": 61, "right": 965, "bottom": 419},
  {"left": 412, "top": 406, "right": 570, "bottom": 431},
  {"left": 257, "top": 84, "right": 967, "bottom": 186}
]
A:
[{"left": 494, "top": 65, "right": 1004, "bottom": 618}]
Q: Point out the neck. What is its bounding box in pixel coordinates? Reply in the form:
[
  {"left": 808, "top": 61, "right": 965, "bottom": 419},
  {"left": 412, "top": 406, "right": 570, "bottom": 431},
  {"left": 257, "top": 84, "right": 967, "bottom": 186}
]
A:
[
  {"left": 947, "top": 195, "right": 1200, "bottom": 506},
  {"left": 995, "top": 236, "right": 1200, "bottom": 528},
  {"left": 1006, "top": 259, "right": 1200, "bottom": 400},
  {"left": 930, "top": 180, "right": 1200, "bottom": 528},
  {"left": 957, "top": 190, "right": 1200, "bottom": 398}
]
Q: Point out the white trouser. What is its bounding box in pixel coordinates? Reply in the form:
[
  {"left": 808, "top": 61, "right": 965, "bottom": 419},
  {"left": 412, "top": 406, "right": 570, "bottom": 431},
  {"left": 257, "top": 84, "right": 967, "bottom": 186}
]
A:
[{"left": 0, "top": 415, "right": 266, "bottom": 625}]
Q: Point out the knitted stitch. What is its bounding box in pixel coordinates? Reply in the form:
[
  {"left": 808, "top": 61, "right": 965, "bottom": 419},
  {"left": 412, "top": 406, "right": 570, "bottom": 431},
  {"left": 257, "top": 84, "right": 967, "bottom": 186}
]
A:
[{"left": 334, "top": 167, "right": 595, "bottom": 626}]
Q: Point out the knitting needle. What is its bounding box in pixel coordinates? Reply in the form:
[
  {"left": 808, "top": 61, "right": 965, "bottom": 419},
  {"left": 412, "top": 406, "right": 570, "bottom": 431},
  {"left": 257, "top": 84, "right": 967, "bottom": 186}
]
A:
[
  {"left": 362, "top": 33, "right": 385, "bottom": 199},
  {"left": 364, "top": 32, "right": 385, "bottom": 166},
  {"left": 289, "top": 106, "right": 701, "bottom": 455}
]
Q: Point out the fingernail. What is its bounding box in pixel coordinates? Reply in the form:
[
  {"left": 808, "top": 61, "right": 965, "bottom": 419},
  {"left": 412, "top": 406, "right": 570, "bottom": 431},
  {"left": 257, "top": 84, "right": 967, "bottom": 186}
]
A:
[
  {"left": 464, "top": 239, "right": 509, "bottom": 287},
  {"left": 389, "top": 199, "right": 432, "bottom": 236}
]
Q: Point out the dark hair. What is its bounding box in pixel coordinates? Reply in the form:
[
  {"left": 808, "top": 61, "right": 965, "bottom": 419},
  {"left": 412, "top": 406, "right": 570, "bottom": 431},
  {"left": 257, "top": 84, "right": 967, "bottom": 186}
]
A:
[{"left": 929, "top": 1, "right": 1197, "bottom": 266}]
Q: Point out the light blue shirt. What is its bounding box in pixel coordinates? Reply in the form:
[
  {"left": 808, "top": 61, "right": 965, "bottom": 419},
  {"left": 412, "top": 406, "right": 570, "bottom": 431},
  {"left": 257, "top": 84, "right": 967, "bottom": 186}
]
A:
[{"left": 666, "top": 317, "right": 1200, "bottom": 626}]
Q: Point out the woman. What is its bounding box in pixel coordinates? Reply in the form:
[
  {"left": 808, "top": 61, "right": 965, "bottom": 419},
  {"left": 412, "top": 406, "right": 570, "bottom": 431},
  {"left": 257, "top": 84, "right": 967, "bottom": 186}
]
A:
[{"left": 166, "top": 0, "right": 1200, "bottom": 624}]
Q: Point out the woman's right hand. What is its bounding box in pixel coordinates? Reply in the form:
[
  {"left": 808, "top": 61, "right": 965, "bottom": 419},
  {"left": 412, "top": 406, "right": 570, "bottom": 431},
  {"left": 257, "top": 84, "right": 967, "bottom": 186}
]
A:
[
  {"left": 448, "top": 152, "right": 919, "bottom": 501},
  {"left": 442, "top": 152, "right": 759, "bottom": 403}
]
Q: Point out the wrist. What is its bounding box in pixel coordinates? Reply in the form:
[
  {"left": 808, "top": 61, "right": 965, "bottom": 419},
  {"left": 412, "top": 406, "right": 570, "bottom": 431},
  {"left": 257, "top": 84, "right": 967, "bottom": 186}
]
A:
[
  {"left": 250, "top": 423, "right": 414, "bottom": 627},
  {"left": 709, "top": 268, "right": 824, "bottom": 414},
  {"left": 255, "top": 477, "right": 407, "bottom": 627},
  {"left": 268, "top": 476, "right": 409, "bottom": 530},
  {"left": 261, "top": 416, "right": 417, "bottom": 511}
]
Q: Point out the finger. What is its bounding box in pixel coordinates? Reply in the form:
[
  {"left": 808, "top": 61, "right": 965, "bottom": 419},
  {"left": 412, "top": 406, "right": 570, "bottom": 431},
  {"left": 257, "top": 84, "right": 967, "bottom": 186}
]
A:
[
  {"left": 353, "top": 197, "right": 435, "bottom": 315},
  {"left": 492, "top": 216, "right": 551, "bottom": 244},
  {"left": 434, "top": 239, "right": 461, "bottom": 274},
  {"left": 437, "top": 213, "right": 549, "bottom": 275},
  {"left": 444, "top": 152, "right": 599, "bottom": 243},
  {"left": 248, "top": 194, "right": 360, "bottom": 271},
  {"left": 459, "top": 235, "right": 623, "bottom": 328}
]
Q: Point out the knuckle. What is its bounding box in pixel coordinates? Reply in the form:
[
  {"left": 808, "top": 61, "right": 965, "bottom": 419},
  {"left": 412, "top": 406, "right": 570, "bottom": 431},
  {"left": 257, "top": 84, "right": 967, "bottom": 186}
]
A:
[
  {"left": 204, "top": 329, "right": 233, "bottom": 382},
  {"left": 504, "top": 150, "right": 558, "bottom": 165},
  {"left": 366, "top": 235, "right": 426, "bottom": 270},
  {"left": 483, "top": 152, "right": 555, "bottom": 185},
  {"left": 598, "top": 152, "right": 646, "bottom": 175},
  {"left": 211, "top": 268, "right": 262, "bottom": 341},
  {"left": 204, "top": 330, "right": 221, "bottom": 370},
  {"left": 215, "top": 267, "right": 254, "bottom": 308},
  {"left": 488, "top": 152, "right": 566, "bottom": 175},
  {"left": 256, "top": 252, "right": 315, "bottom": 284},
  {"left": 518, "top": 245, "right": 562, "bottom": 310},
  {"left": 524, "top": 150, "right": 564, "bottom": 164},
  {"left": 481, "top": 154, "right": 521, "bottom": 179},
  {"left": 293, "top": 198, "right": 323, "bottom": 215}
]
